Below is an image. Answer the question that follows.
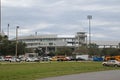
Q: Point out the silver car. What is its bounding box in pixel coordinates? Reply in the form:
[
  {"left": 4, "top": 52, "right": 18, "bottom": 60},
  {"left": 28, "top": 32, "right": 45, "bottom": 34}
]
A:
[{"left": 102, "top": 60, "right": 120, "bottom": 67}]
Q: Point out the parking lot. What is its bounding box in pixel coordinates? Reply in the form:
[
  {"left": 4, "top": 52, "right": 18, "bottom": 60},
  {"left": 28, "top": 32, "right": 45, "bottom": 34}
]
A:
[{"left": 39, "top": 70, "right": 120, "bottom": 80}]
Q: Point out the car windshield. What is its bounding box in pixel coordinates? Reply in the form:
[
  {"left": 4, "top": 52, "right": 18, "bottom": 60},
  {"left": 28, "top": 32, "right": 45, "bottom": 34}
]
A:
[{"left": 111, "top": 61, "right": 115, "bottom": 63}]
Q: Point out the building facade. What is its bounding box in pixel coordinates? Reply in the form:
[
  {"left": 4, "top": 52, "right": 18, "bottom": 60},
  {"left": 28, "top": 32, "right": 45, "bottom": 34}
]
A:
[
  {"left": 18, "top": 32, "right": 120, "bottom": 53},
  {"left": 18, "top": 32, "right": 87, "bottom": 53}
]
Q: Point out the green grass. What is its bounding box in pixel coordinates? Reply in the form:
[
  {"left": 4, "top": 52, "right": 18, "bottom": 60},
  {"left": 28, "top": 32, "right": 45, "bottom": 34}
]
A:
[{"left": 0, "top": 61, "right": 120, "bottom": 80}]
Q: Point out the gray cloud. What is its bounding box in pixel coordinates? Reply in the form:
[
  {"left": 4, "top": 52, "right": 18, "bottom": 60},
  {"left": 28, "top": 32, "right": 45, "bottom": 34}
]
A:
[{"left": 1, "top": 0, "right": 120, "bottom": 40}]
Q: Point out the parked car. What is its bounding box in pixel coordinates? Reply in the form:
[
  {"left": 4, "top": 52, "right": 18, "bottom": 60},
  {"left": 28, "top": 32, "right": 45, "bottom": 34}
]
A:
[
  {"left": 50, "top": 56, "right": 68, "bottom": 61},
  {"left": 4, "top": 55, "right": 12, "bottom": 61},
  {"left": 33, "top": 57, "right": 40, "bottom": 62},
  {"left": 42, "top": 56, "right": 51, "bottom": 61},
  {"left": 102, "top": 60, "right": 120, "bottom": 67},
  {"left": 9, "top": 57, "right": 21, "bottom": 62},
  {"left": 25, "top": 57, "right": 39, "bottom": 62},
  {"left": 25, "top": 57, "right": 34, "bottom": 62},
  {"left": 0, "top": 56, "right": 5, "bottom": 61}
]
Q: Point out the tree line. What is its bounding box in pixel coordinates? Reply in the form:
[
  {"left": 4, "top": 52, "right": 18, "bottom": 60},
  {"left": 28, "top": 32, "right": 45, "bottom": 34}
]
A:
[
  {"left": 0, "top": 35, "right": 26, "bottom": 56},
  {"left": 48, "top": 44, "right": 120, "bottom": 57}
]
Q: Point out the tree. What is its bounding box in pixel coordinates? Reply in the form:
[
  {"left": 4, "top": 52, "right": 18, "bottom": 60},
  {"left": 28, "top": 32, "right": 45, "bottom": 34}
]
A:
[
  {"left": 34, "top": 47, "right": 45, "bottom": 56},
  {"left": 0, "top": 35, "right": 27, "bottom": 56},
  {"left": 87, "top": 43, "right": 101, "bottom": 56},
  {"left": 47, "top": 51, "right": 55, "bottom": 57},
  {"left": 0, "top": 35, "right": 9, "bottom": 55},
  {"left": 101, "top": 48, "right": 120, "bottom": 56},
  {"left": 55, "top": 47, "right": 73, "bottom": 56},
  {"left": 74, "top": 46, "right": 88, "bottom": 55},
  {"left": 17, "top": 42, "right": 27, "bottom": 55}
]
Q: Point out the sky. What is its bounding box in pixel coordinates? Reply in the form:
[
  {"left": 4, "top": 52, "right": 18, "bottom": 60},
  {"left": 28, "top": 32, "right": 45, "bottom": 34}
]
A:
[{"left": 1, "top": 0, "right": 120, "bottom": 41}]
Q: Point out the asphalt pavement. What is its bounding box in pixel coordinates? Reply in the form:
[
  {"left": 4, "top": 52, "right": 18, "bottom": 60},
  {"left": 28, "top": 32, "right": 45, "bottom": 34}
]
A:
[{"left": 38, "top": 70, "right": 120, "bottom": 80}]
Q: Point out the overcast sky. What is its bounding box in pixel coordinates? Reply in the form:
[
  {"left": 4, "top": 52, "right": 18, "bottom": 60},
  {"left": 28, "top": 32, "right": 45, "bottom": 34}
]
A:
[{"left": 1, "top": 0, "right": 120, "bottom": 41}]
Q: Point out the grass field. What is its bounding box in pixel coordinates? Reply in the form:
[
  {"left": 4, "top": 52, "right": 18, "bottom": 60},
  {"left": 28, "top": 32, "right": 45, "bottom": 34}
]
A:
[{"left": 0, "top": 61, "right": 120, "bottom": 80}]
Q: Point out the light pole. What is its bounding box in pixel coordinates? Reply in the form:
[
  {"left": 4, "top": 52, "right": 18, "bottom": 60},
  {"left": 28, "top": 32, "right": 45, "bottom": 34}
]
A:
[
  {"left": 15, "top": 26, "right": 19, "bottom": 57},
  {"left": 87, "top": 15, "right": 92, "bottom": 47},
  {"left": 0, "top": 0, "right": 1, "bottom": 34},
  {"left": 7, "top": 24, "right": 10, "bottom": 40}
]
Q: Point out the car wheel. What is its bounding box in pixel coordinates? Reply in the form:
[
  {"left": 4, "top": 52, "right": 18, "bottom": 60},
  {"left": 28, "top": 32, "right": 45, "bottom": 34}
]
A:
[
  {"left": 114, "top": 64, "right": 118, "bottom": 67},
  {"left": 103, "top": 64, "right": 106, "bottom": 66}
]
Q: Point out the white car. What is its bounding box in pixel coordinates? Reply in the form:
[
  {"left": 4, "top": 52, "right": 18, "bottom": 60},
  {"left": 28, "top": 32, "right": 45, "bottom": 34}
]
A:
[
  {"left": 25, "top": 57, "right": 39, "bottom": 62},
  {"left": 0, "top": 56, "right": 5, "bottom": 61},
  {"left": 25, "top": 57, "right": 34, "bottom": 62},
  {"left": 9, "top": 57, "right": 21, "bottom": 62},
  {"left": 102, "top": 60, "right": 120, "bottom": 67}
]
